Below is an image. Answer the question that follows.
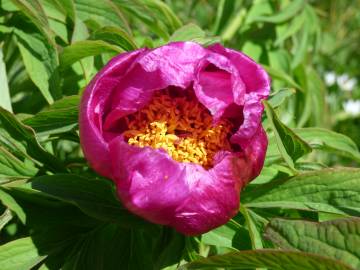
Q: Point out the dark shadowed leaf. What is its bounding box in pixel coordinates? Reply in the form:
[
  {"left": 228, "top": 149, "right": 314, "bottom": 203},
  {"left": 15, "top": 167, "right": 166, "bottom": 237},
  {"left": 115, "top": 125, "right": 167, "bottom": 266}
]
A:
[
  {"left": 0, "top": 107, "right": 66, "bottom": 172},
  {"left": 180, "top": 249, "right": 353, "bottom": 270},
  {"left": 23, "top": 95, "right": 80, "bottom": 136},
  {"left": 20, "top": 174, "right": 150, "bottom": 228}
]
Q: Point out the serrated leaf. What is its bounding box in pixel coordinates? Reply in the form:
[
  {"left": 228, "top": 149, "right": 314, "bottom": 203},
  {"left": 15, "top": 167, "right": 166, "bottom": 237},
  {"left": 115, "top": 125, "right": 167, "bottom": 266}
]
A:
[
  {"left": 265, "top": 217, "right": 360, "bottom": 269},
  {"left": 0, "top": 237, "right": 47, "bottom": 270},
  {"left": 242, "top": 168, "right": 360, "bottom": 216},
  {"left": 23, "top": 95, "right": 80, "bottom": 136},
  {"left": 59, "top": 40, "right": 122, "bottom": 69},
  {"left": 264, "top": 100, "right": 312, "bottom": 170},
  {"left": 180, "top": 249, "right": 354, "bottom": 270},
  {"left": 294, "top": 128, "right": 360, "bottom": 163}
]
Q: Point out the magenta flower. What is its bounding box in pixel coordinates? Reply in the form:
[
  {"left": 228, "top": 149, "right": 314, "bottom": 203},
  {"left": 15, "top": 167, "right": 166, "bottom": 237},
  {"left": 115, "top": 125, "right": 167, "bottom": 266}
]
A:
[{"left": 79, "top": 42, "right": 270, "bottom": 235}]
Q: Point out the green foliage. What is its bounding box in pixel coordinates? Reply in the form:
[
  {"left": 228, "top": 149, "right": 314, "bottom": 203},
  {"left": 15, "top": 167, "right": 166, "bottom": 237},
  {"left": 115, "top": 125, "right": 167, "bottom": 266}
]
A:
[
  {"left": 264, "top": 217, "right": 360, "bottom": 269},
  {"left": 0, "top": 0, "right": 359, "bottom": 269}
]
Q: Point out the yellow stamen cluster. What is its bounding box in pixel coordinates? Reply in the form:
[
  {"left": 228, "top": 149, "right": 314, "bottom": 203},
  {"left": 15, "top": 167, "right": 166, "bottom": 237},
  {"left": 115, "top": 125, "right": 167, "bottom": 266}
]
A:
[{"left": 123, "top": 92, "right": 233, "bottom": 168}]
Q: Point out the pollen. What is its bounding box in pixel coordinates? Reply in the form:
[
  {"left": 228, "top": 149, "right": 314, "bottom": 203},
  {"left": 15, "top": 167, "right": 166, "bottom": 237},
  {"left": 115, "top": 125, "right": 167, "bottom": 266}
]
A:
[{"left": 123, "top": 91, "right": 233, "bottom": 169}]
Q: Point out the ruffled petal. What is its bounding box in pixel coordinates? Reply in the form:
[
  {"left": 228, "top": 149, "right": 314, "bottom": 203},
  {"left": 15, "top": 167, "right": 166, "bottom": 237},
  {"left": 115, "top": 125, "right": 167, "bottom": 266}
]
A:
[
  {"left": 80, "top": 49, "right": 148, "bottom": 178},
  {"left": 208, "top": 44, "right": 270, "bottom": 179},
  {"left": 104, "top": 42, "right": 208, "bottom": 130},
  {"left": 193, "top": 50, "right": 246, "bottom": 122}
]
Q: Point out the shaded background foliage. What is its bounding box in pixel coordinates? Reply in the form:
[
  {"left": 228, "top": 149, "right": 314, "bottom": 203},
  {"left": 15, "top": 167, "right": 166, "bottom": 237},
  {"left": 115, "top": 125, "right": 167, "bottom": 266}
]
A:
[{"left": 0, "top": 0, "right": 359, "bottom": 269}]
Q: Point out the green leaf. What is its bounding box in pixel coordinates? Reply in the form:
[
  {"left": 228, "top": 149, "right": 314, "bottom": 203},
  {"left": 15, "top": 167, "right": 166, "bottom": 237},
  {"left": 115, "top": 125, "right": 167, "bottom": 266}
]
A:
[
  {"left": 0, "top": 237, "right": 47, "bottom": 270},
  {"left": 212, "top": 0, "right": 235, "bottom": 34},
  {"left": 0, "top": 188, "right": 26, "bottom": 223},
  {"left": 0, "top": 48, "right": 12, "bottom": 112},
  {"left": 0, "top": 146, "right": 37, "bottom": 180},
  {"left": 264, "top": 100, "right": 312, "bottom": 170},
  {"left": 20, "top": 174, "right": 150, "bottom": 227},
  {"left": 0, "top": 107, "right": 66, "bottom": 172},
  {"left": 91, "top": 26, "right": 138, "bottom": 51},
  {"left": 169, "top": 23, "right": 220, "bottom": 45},
  {"left": 59, "top": 40, "right": 123, "bottom": 70},
  {"left": 0, "top": 209, "right": 13, "bottom": 231},
  {"left": 240, "top": 206, "right": 263, "bottom": 250},
  {"left": 202, "top": 219, "right": 251, "bottom": 251},
  {"left": 291, "top": 13, "right": 310, "bottom": 69},
  {"left": 249, "top": 0, "right": 306, "bottom": 24},
  {"left": 170, "top": 23, "right": 205, "bottom": 41},
  {"left": 293, "top": 128, "right": 360, "bottom": 163},
  {"left": 180, "top": 249, "right": 354, "bottom": 270},
  {"left": 10, "top": 0, "right": 54, "bottom": 44},
  {"left": 242, "top": 168, "right": 360, "bottom": 216},
  {"left": 221, "top": 7, "right": 246, "bottom": 42},
  {"left": 262, "top": 65, "right": 302, "bottom": 91},
  {"left": 265, "top": 217, "right": 360, "bottom": 269},
  {"left": 23, "top": 95, "right": 80, "bottom": 136},
  {"left": 74, "top": 0, "right": 131, "bottom": 33},
  {"left": 268, "top": 88, "right": 296, "bottom": 108},
  {"left": 275, "top": 9, "right": 306, "bottom": 45},
  {"left": 14, "top": 28, "right": 60, "bottom": 104},
  {"left": 113, "top": 0, "right": 181, "bottom": 35}
]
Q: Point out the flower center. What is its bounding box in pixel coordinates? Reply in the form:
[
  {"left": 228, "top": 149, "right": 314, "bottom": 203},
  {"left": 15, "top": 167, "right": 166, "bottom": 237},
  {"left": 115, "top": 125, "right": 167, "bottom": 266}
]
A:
[{"left": 123, "top": 92, "right": 233, "bottom": 168}]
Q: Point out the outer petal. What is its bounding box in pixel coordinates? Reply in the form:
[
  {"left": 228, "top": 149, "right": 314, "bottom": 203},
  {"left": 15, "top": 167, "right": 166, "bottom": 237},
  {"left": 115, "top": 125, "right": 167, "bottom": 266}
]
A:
[
  {"left": 173, "top": 153, "right": 249, "bottom": 235},
  {"left": 79, "top": 49, "right": 148, "bottom": 178},
  {"left": 109, "top": 137, "right": 246, "bottom": 235}
]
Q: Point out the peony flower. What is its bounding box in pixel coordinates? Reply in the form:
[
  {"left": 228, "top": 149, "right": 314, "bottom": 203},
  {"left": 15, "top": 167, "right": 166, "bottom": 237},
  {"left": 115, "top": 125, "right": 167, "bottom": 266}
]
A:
[{"left": 79, "top": 42, "right": 270, "bottom": 235}]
